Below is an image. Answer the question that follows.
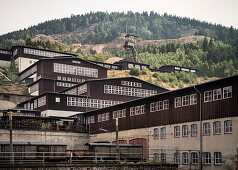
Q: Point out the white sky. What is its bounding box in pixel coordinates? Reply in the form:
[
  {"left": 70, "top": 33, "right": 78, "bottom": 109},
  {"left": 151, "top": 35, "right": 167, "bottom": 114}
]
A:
[{"left": 0, "top": 0, "right": 237, "bottom": 36}]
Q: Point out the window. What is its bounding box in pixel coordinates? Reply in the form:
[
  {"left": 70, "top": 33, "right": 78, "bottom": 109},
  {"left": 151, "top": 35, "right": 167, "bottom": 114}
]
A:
[
  {"left": 213, "top": 121, "right": 221, "bottom": 134},
  {"left": 204, "top": 91, "right": 212, "bottom": 102},
  {"left": 141, "top": 105, "right": 145, "bottom": 114},
  {"left": 161, "top": 153, "right": 166, "bottom": 162},
  {"left": 150, "top": 103, "right": 156, "bottom": 112},
  {"left": 182, "top": 152, "right": 189, "bottom": 164},
  {"left": 102, "top": 113, "right": 106, "bottom": 121},
  {"left": 157, "top": 101, "right": 163, "bottom": 111},
  {"left": 154, "top": 128, "right": 159, "bottom": 139},
  {"left": 223, "top": 86, "right": 232, "bottom": 99},
  {"left": 182, "top": 96, "right": 189, "bottom": 106},
  {"left": 135, "top": 106, "right": 140, "bottom": 115},
  {"left": 130, "top": 107, "right": 135, "bottom": 116},
  {"left": 154, "top": 153, "right": 159, "bottom": 162},
  {"left": 163, "top": 100, "right": 169, "bottom": 110},
  {"left": 117, "top": 110, "right": 122, "bottom": 118},
  {"left": 55, "top": 97, "right": 60, "bottom": 103},
  {"left": 174, "top": 153, "right": 180, "bottom": 164},
  {"left": 190, "top": 94, "right": 197, "bottom": 105},
  {"left": 214, "top": 152, "right": 222, "bottom": 165},
  {"left": 106, "top": 113, "right": 109, "bottom": 120},
  {"left": 122, "top": 109, "right": 126, "bottom": 117},
  {"left": 203, "top": 122, "right": 210, "bottom": 135},
  {"left": 113, "top": 111, "right": 117, "bottom": 119},
  {"left": 175, "top": 97, "right": 181, "bottom": 107},
  {"left": 213, "top": 88, "right": 222, "bottom": 100},
  {"left": 191, "top": 124, "right": 197, "bottom": 137},
  {"left": 174, "top": 126, "right": 180, "bottom": 137},
  {"left": 191, "top": 152, "right": 198, "bottom": 164},
  {"left": 98, "top": 114, "right": 102, "bottom": 122},
  {"left": 204, "top": 152, "right": 211, "bottom": 164},
  {"left": 224, "top": 120, "right": 232, "bottom": 133},
  {"left": 182, "top": 125, "right": 188, "bottom": 137},
  {"left": 161, "top": 127, "right": 166, "bottom": 139}
]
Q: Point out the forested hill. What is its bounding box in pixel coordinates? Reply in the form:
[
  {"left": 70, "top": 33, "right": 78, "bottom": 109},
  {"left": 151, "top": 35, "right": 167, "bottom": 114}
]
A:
[{"left": 1, "top": 11, "right": 238, "bottom": 48}]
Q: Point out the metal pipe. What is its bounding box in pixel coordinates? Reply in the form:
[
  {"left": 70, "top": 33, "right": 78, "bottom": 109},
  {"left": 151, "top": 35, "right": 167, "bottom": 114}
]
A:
[{"left": 193, "top": 86, "right": 202, "bottom": 170}]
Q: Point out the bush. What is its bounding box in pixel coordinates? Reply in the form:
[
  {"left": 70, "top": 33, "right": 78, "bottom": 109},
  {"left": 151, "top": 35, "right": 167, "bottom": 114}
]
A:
[
  {"left": 142, "top": 68, "right": 150, "bottom": 75},
  {"left": 170, "top": 82, "right": 176, "bottom": 88},
  {"left": 129, "top": 67, "right": 142, "bottom": 76},
  {"left": 178, "top": 81, "right": 184, "bottom": 88},
  {"left": 152, "top": 72, "right": 159, "bottom": 78}
]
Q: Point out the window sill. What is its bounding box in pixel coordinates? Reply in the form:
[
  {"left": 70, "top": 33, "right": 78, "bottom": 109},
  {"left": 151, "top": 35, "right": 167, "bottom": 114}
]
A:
[{"left": 224, "top": 132, "right": 232, "bottom": 134}]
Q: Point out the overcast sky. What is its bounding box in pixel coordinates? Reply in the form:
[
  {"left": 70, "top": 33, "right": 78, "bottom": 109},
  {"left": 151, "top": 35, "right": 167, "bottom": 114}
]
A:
[{"left": 0, "top": 0, "right": 237, "bottom": 36}]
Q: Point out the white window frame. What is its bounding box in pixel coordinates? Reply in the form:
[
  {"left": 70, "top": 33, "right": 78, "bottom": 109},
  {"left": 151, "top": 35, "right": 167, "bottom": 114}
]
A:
[
  {"left": 150, "top": 103, "right": 156, "bottom": 112},
  {"left": 190, "top": 94, "right": 197, "bottom": 105},
  {"left": 174, "top": 126, "right": 180, "bottom": 137},
  {"left": 113, "top": 111, "right": 117, "bottom": 119},
  {"left": 203, "top": 122, "right": 210, "bottom": 135},
  {"left": 161, "top": 127, "right": 166, "bottom": 139},
  {"left": 204, "top": 152, "right": 211, "bottom": 165},
  {"left": 161, "top": 153, "right": 166, "bottom": 162},
  {"left": 174, "top": 152, "right": 180, "bottom": 164},
  {"left": 157, "top": 101, "right": 163, "bottom": 111},
  {"left": 224, "top": 120, "right": 232, "bottom": 133},
  {"left": 204, "top": 91, "right": 212, "bottom": 102},
  {"left": 122, "top": 109, "right": 126, "bottom": 118},
  {"left": 213, "top": 121, "right": 221, "bottom": 135},
  {"left": 182, "top": 152, "right": 189, "bottom": 164},
  {"left": 213, "top": 88, "right": 222, "bottom": 100},
  {"left": 182, "top": 95, "right": 189, "bottom": 106},
  {"left": 214, "top": 152, "right": 222, "bottom": 165},
  {"left": 191, "top": 152, "right": 198, "bottom": 164},
  {"left": 182, "top": 125, "right": 188, "bottom": 137},
  {"left": 154, "top": 128, "right": 159, "bottom": 139},
  {"left": 130, "top": 107, "right": 135, "bottom": 116},
  {"left": 191, "top": 124, "right": 197, "bottom": 137},
  {"left": 175, "top": 97, "right": 181, "bottom": 108},
  {"left": 163, "top": 100, "right": 169, "bottom": 110},
  {"left": 141, "top": 105, "right": 145, "bottom": 114},
  {"left": 223, "top": 86, "right": 232, "bottom": 99}
]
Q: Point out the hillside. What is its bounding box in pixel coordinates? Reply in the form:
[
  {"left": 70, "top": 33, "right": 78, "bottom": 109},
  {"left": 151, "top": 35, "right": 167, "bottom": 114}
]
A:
[{"left": 0, "top": 11, "right": 237, "bottom": 49}]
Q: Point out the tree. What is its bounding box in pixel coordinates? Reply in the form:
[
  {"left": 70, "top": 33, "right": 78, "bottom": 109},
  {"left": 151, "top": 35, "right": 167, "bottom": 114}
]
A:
[{"left": 203, "top": 37, "right": 208, "bottom": 52}]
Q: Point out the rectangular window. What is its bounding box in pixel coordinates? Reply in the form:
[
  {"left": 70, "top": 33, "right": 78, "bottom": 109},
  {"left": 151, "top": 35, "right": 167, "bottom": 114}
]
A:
[
  {"left": 214, "top": 152, "right": 222, "bottom": 165},
  {"left": 141, "top": 105, "right": 145, "bottom": 114},
  {"left": 224, "top": 120, "right": 232, "bottom": 133},
  {"left": 213, "top": 88, "right": 222, "bottom": 100},
  {"left": 191, "top": 152, "right": 198, "bottom": 164},
  {"left": 213, "top": 121, "right": 221, "bottom": 134},
  {"left": 174, "top": 153, "right": 180, "bottom": 164},
  {"left": 157, "top": 101, "right": 163, "bottom": 111},
  {"left": 182, "top": 152, "right": 189, "bottom": 164},
  {"left": 161, "top": 153, "right": 166, "bottom": 162},
  {"left": 204, "top": 91, "right": 212, "bottom": 102},
  {"left": 182, "top": 125, "right": 188, "bottom": 137},
  {"left": 191, "top": 124, "right": 197, "bottom": 137},
  {"left": 154, "top": 153, "right": 159, "bottom": 162},
  {"left": 163, "top": 100, "right": 169, "bottom": 110},
  {"left": 98, "top": 114, "right": 102, "bottom": 122},
  {"left": 161, "top": 127, "right": 166, "bottom": 139},
  {"left": 182, "top": 95, "right": 189, "bottom": 106},
  {"left": 154, "top": 128, "right": 159, "bottom": 139},
  {"left": 102, "top": 113, "right": 106, "bottom": 121},
  {"left": 117, "top": 110, "right": 122, "bottom": 118},
  {"left": 174, "top": 126, "right": 180, "bottom": 137},
  {"left": 223, "top": 86, "right": 232, "bottom": 99},
  {"left": 135, "top": 106, "right": 141, "bottom": 115},
  {"left": 203, "top": 122, "right": 210, "bottom": 135},
  {"left": 106, "top": 113, "right": 109, "bottom": 120},
  {"left": 150, "top": 103, "right": 156, "bottom": 112},
  {"left": 190, "top": 94, "right": 197, "bottom": 105},
  {"left": 175, "top": 97, "right": 181, "bottom": 108},
  {"left": 130, "top": 107, "right": 135, "bottom": 116},
  {"left": 205, "top": 152, "right": 211, "bottom": 164},
  {"left": 122, "top": 109, "right": 126, "bottom": 117},
  {"left": 113, "top": 111, "right": 117, "bottom": 119}
]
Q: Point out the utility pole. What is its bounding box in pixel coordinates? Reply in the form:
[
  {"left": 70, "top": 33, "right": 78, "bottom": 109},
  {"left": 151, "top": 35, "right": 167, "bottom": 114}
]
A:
[
  {"left": 116, "top": 118, "right": 119, "bottom": 162},
  {"left": 9, "top": 111, "right": 14, "bottom": 164},
  {"left": 194, "top": 86, "right": 202, "bottom": 170}
]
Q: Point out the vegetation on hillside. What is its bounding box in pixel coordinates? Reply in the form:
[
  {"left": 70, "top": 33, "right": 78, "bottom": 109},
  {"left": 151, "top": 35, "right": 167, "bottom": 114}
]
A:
[{"left": 0, "top": 11, "right": 237, "bottom": 48}]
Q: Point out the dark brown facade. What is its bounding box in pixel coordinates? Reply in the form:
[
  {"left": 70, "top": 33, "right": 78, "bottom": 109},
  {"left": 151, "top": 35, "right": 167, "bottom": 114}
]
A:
[
  {"left": 89, "top": 60, "right": 122, "bottom": 70},
  {"left": 19, "top": 57, "right": 108, "bottom": 82},
  {"left": 0, "top": 49, "right": 12, "bottom": 61},
  {"left": 79, "top": 75, "right": 238, "bottom": 134},
  {"left": 113, "top": 60, "right": 149, "bottom": 70},
  {"left": 158, "top": 65, "right": 197, "bottom": 74}
]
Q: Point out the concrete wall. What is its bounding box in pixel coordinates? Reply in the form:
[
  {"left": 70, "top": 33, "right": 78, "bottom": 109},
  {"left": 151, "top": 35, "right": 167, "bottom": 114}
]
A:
[
  {"left": 41, "top": 110, "right": 81, "bottom": 117},
  {"left": 0, "top": 129, "right": 89, "bottom": 150},
  {"left": 0, "top": 60, "right": 10, "bottom": 68},
  {"left": 16, "top": 57, "right": 38, "bottom": 72},
  {"left": 90, "top": 116, "right": 238, "bottom": 170}
]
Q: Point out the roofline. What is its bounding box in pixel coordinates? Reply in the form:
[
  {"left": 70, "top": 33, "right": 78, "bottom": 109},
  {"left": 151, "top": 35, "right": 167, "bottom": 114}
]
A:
[
  {"left": 0, "top": 92, "right": 32, "bottom": 97},
  {"left": 159, "top": 65, "right": 198, "bottom": 70},
  {"left": 78, "top": 75, "right": 237, "bottom": 116},
  {"left": 19, "top": 56, "right": 108, "bottom": 75},
  {"left": 11, "top": 45, "right": 77, "bottom": 56},
  {"left": 59, "top": 76, "right": 169, "bottom": 94},
  {"left": 114, "top": 60, "right": 149, "bottom": 66}
]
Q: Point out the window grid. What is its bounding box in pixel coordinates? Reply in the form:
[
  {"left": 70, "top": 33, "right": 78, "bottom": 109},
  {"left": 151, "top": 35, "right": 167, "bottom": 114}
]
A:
[
  {"left": 204, "top": 91, "right": 212, "bottom": 102},
  {"left": 191, "top": 152, "right": 198, "bottom": 164},
  {"left": 213, "top": 121, "right": 221, "bottom": 134},
  {"left": 203, "top": 122, "right": 210, "bottom": 135},
  {"left": 161, "top": 127, "right": 166, "bottom": 139},
  {"left": 150, "top": 103, "right": 156, "bottom": 112},
  {"left": 182, "top": 152, "right": 189, "bottom": 164},
  {"left": 174, "top": 153, "right": 180, "bottom": 164},
  {"left": 174, "top": 126, "right": 180, "bottom": 137},
  {"left": 130, "top": 107, "right": 135, "bottom": 116},
  {"left": 191, "top": 124, "right": 197, "bottom": 137},
  {"left": 214, "top": 152, "right": 222, "bottom": 165},
  {"left": 157, "top": 101, "right": 163, "bottom": 111},
  {"left": 141, "top": 105, "right": 145, "bottom": 114},
  {"left": 182, "top": 95, "right": 189, "bottom": 106},
  {"left": 190, "top": 94, "right": 197, "bottom": 105},
  {"left": 182, "top": 125, "right": 188, "bottom": 137},
  {"left": 213, "top": 89, "right": 222, "bottom": 100},
  {"left": 175, "top": 97, "right": 181, "bottom": 108},
  {"left": 205, "top": 152, "right": 211, "bottom": 164},
  {"left": 224, "top": 120, "right": 232, "bottom": 133},
  {"left": 223, "top": 86, "right": 232, "bottom": 99},
  {"left": 163, "top": 100, "right": 169, "bottom": 110},
  {"left": 154, "top": 128, "right": 159, "bottom": 139}
]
